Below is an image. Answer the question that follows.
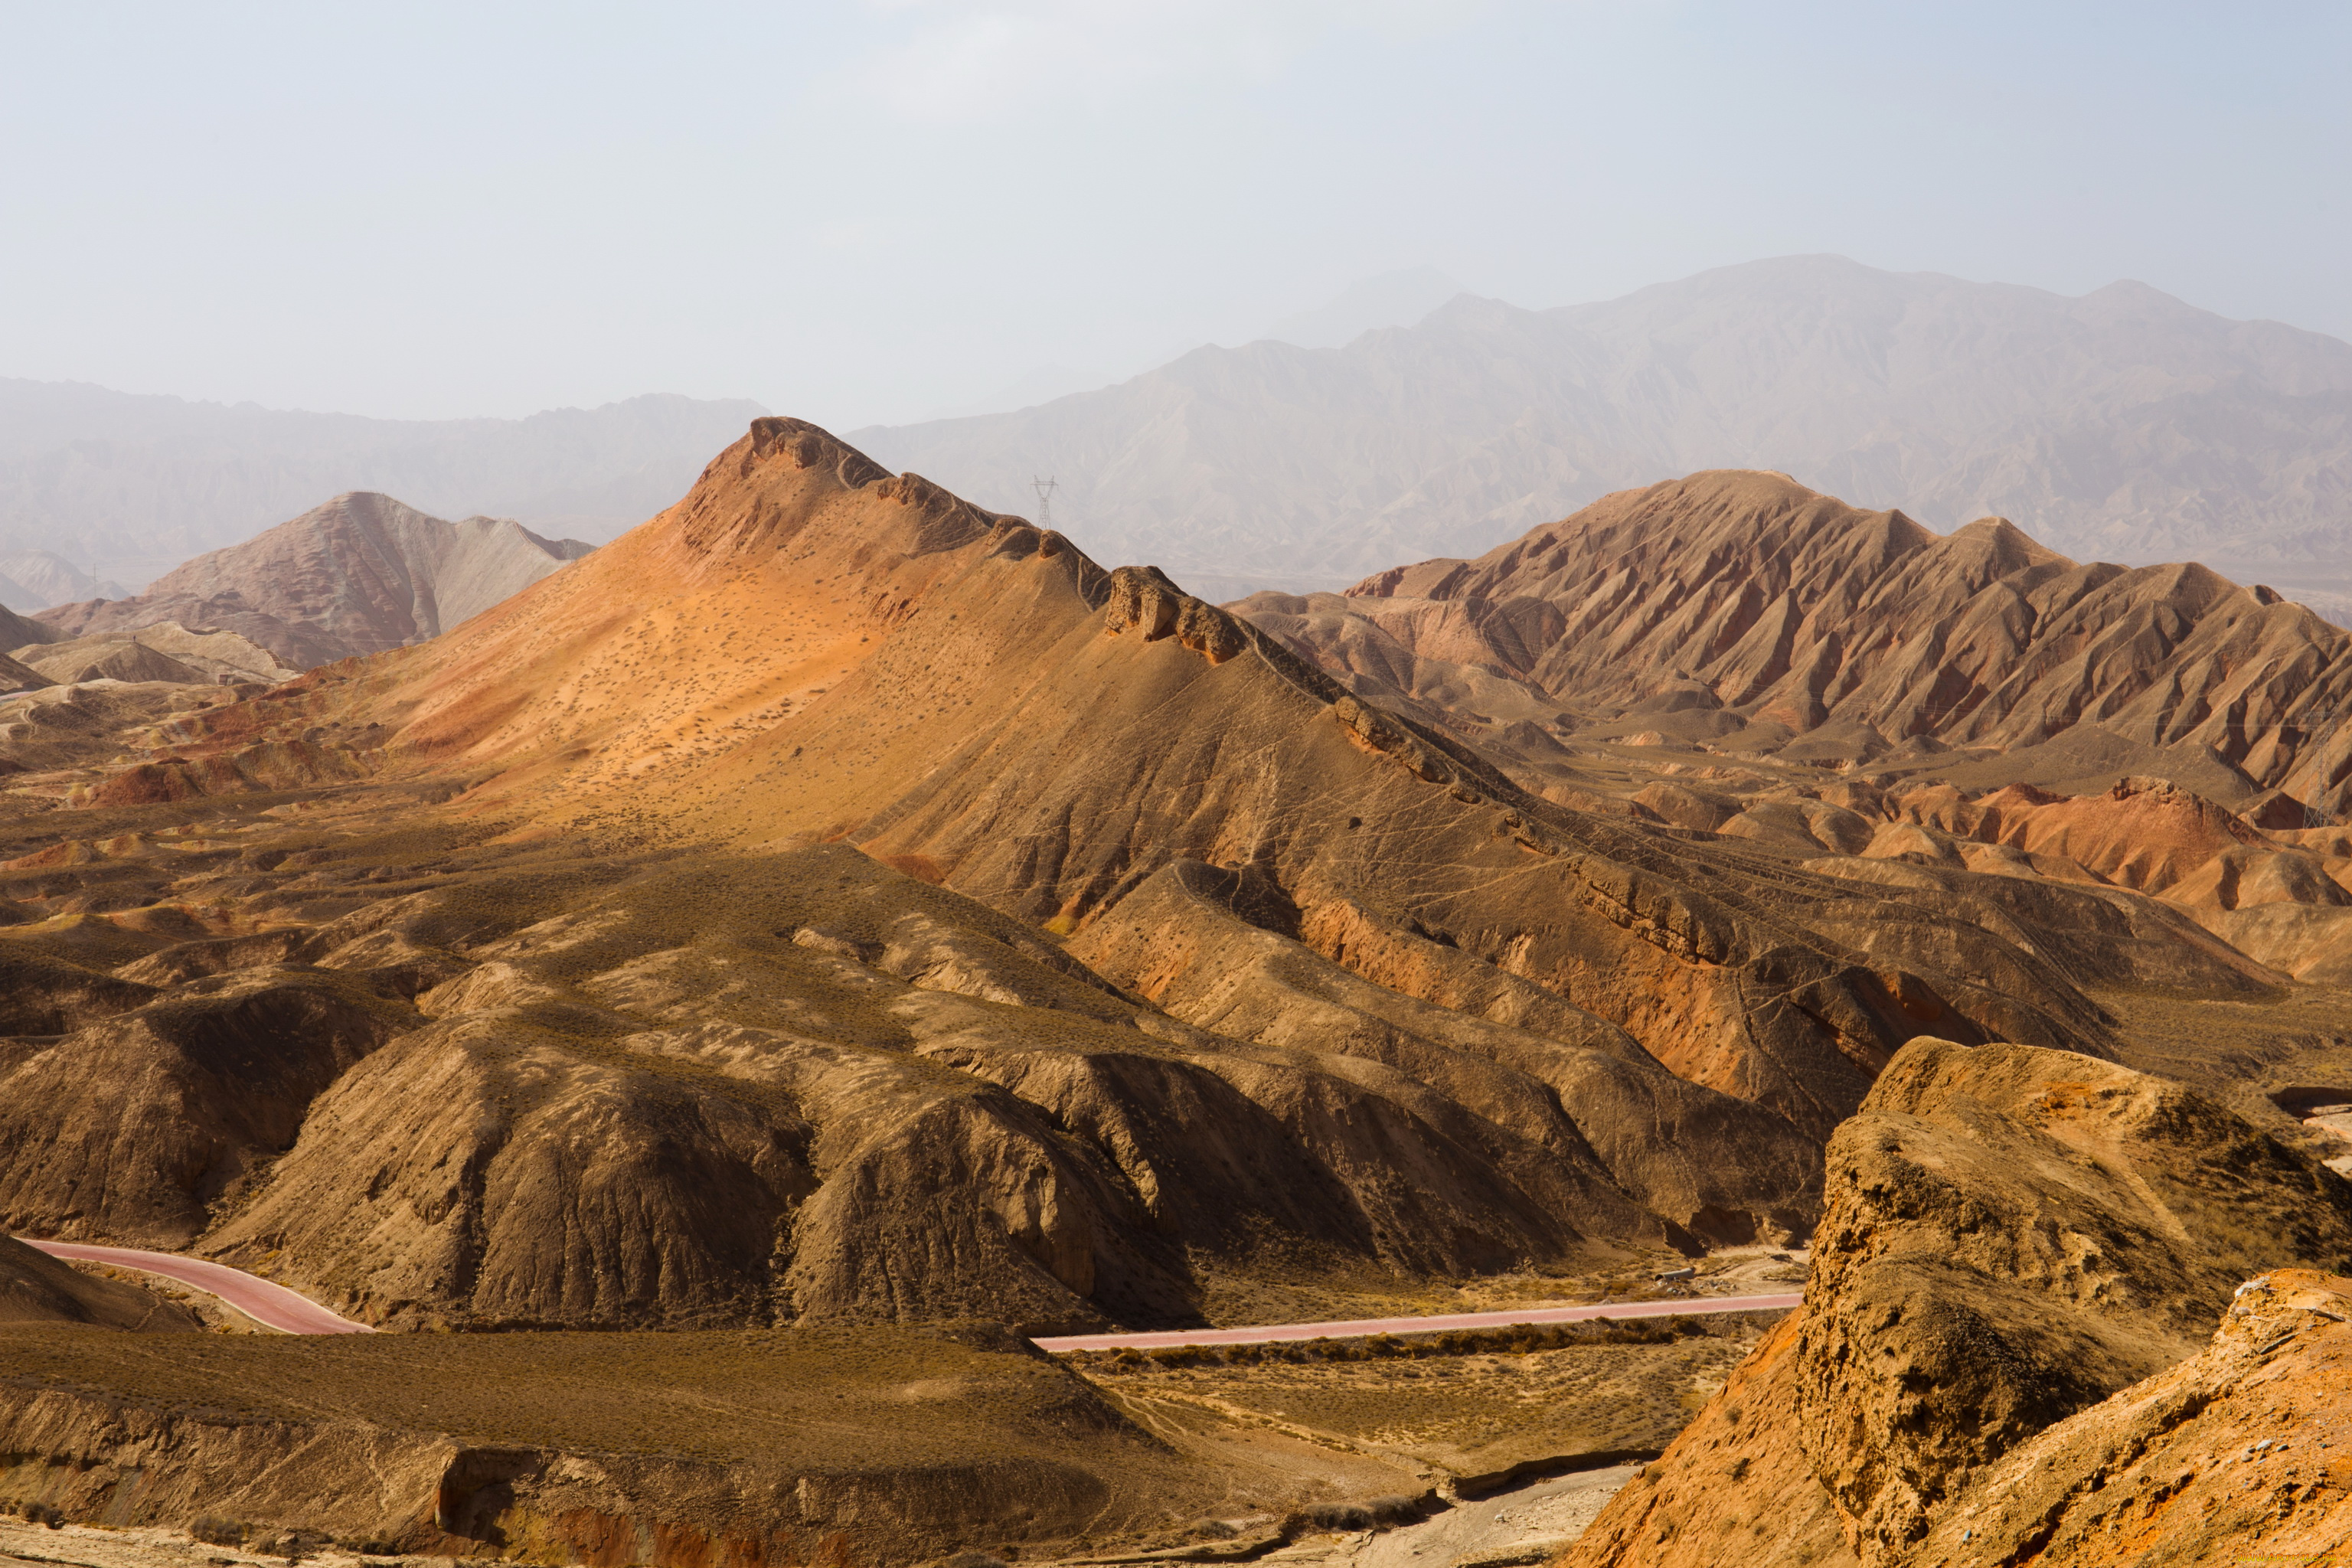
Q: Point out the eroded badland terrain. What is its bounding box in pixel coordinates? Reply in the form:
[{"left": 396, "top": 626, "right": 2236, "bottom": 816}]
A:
[{"left": 6, "top": 421, "right": 2352, "bottom": 1566}]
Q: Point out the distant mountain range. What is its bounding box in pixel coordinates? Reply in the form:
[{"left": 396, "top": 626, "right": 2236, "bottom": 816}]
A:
[
  {"left": 0, "top": 550, "right": 126, "bottom": 611},
  {"left": 851, "top": 255, "right": 2352, "bottom": 598},
  {"left": 0, "top": 385, "right": 764, "bottom": 592}
]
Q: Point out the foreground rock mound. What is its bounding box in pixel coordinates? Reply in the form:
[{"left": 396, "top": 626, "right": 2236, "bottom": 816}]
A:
[
  {"left": 1565, "top": 1037, "right": 2352, "bottom": 1567},
  {"left": 1913, "top": 1269, "right": 2352, "bottom": 1564},
  {"left": 1245, "top": 470, "right": 2352, "bottom": 815},
  {"left": 40, "top": 492, "right": 594, "bottom": 668}
]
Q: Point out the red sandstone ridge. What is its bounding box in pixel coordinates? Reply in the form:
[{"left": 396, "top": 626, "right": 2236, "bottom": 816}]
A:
[
  {"left": 1236, "top": 470, "right": 2352, "bottom": 818},
  {"left": 39, "top": 492, "right": 594, "bottom": 669}
]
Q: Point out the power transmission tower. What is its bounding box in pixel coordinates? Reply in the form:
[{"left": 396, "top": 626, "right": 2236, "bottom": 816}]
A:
[{"left": 1032, "top": 475, "right": 1060, "bottom": 530}]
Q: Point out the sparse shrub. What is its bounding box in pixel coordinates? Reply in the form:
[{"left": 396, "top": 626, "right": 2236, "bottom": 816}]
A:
[
  {"left": 946, "top": 1553, "right": 1008, "bottom": 1568},
  {"left": 23, "top": 1502, "right": 65, "bottom": 1529},
  {"left": 1305, "top": 1502, "right": 1374, "bottom": 1530},
  {"left": 191, "top": 1517, "right": 248, "bottom": 1546},
  {"left": 1189, "top": 1520, "right": 1238, "bottom": 1540},
  {"left": 1368, "top": 1494, "right": 1432, "bottom": 1525}
]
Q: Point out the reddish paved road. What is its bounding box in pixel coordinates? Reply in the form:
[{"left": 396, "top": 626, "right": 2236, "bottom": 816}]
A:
[
  {"left": 1031, "top": 1292, "right": 1804, "bottom": 1352},
  {"left": 20, "top": 1240, "right": 374, "bottom": 1334}
]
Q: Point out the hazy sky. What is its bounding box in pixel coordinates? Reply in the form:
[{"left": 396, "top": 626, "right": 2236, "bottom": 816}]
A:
[{"left": 4, "top": 2, "right": 2347, "bottom": 428}]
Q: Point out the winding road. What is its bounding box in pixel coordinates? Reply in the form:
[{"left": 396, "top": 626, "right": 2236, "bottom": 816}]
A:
[
  {"left": 1029, "top": 1292, "right": 1804, "bottom": 1352},
  {"left": 20, "top": 1238, "right": 1798, "bottom": 1345},
  {"left": 19, "top": 1240, "right": 375, "bottom": 1334}
]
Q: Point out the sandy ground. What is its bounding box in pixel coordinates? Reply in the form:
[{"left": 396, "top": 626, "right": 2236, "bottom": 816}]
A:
[
  {"left": 3, "top": 1465, "right": 1638, "bottom": 1568},
  {"left": 0, "top": 1520, "right": 330, "bottom": 1568}
]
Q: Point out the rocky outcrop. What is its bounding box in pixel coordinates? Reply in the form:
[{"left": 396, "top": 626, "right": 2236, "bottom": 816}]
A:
[
  {"left": 1565, "top": 1037, "right": 2352, "bottom": 1568},
  {"left": 1911, "top": 1269, "right": 2352, "bottom": 1564},
  {"left": 39, "top": 492, "right": 595, "bottom": 668}
]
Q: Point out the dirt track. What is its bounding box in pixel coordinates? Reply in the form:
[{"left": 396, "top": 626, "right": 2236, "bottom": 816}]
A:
[
  {"left": 1032, "top": 1292, "right": 1804, "bottom": 1351},
  {"left": 18, "top": 1240, "right": 373, "bottom": 1334}
]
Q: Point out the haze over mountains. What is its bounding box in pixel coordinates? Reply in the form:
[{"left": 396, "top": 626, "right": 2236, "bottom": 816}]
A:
[
  {"left": 0, "top": 384, "right": 761, "bottom": 591},
  {"left": 854, "top": 256, "right": 2352, "bottom": 597}
]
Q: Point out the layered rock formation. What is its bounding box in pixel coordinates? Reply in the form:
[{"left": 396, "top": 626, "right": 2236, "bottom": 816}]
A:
[
  {"left": 162, "top": 423, "right": 2183, "bottom": 1136},
  {"left": 0, "top": 820, "right": 1816, "bottom": 1333},
  {"left": 1243, "top": 469, "right": 2352, "bottom": 816},
  {"left": 1563, "top": 1037, "right": 2352, "bottom": 1566},
  {"left": 38, "top": 492, "right": 595, "bottom": 668}
]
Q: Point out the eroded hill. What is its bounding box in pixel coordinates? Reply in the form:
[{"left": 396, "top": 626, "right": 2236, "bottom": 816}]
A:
[{"left": 1240, "top": 470, "right": 2352, "bottom": 818}]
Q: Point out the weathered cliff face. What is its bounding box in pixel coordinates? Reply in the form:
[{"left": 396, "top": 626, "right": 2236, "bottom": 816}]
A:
[
  {"left": 1242, "top": 469, "right": 2352, "bottom": 817},
  {"left": 1564, "top": 1037, "right": 2352, "bottom": 1568},
  {"left": 0, "top": 1321, "right": 1198, "bottom": 1566}
]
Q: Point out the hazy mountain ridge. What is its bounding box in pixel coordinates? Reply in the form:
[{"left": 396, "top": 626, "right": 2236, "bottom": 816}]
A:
[
  {"left": 0, "top": 384, "right": 764, "bottom": 590},
  {"left": 851, "top": 256, "right": 2352, "bottom": 594},
  {"left": 37, "top": 492, "right": 595, "bottom": 668}
]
